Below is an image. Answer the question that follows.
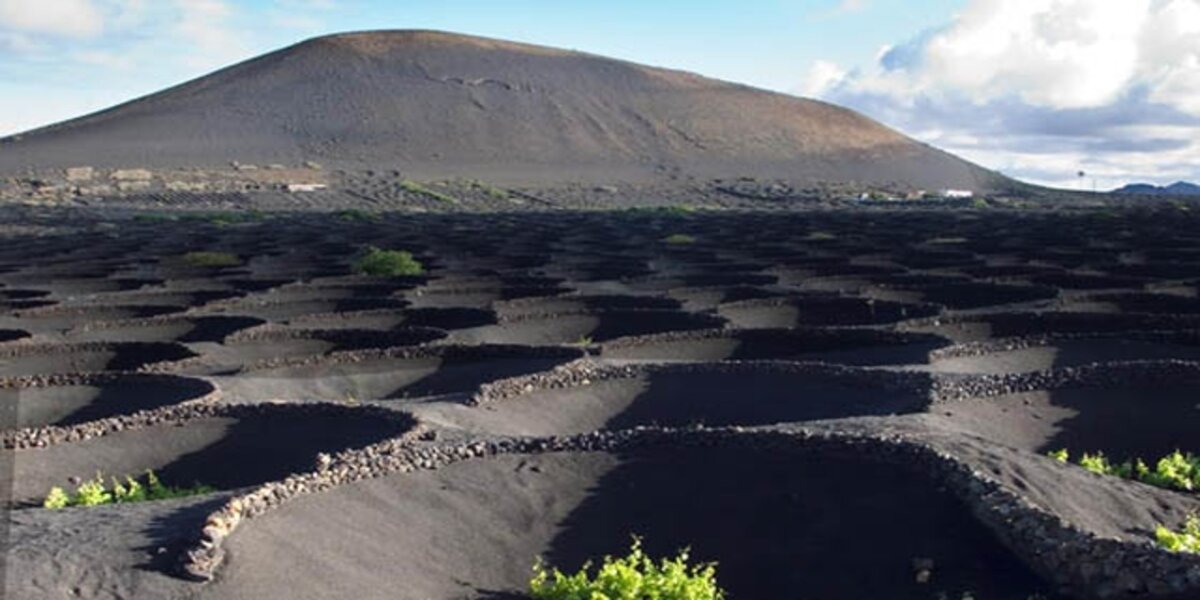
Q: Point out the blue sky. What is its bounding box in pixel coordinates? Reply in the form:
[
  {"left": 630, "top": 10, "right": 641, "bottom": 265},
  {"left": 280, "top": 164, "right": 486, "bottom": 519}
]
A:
[{"left": 2, "top": 0, "right": 1199, "bottom": 189}]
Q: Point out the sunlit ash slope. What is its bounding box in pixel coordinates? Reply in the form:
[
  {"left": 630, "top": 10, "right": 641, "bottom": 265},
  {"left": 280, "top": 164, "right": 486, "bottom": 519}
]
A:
[{"left": 0, "top": 30, "right": 1001, "bottom": 188}]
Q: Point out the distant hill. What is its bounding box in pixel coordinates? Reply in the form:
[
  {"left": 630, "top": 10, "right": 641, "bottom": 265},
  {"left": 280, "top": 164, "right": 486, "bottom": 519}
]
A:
[
  {"left": 1112, "top": 181, "right": 1200, "bottom": 196},
  {"left": 0, "top": 30, "right": 1005, "bottom": 189}
]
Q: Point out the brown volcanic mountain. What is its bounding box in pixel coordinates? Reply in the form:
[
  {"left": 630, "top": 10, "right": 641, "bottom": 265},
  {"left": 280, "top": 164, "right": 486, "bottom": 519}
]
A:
[{"left": 0, "top": 30, "right": 1002, "bottom": 188}]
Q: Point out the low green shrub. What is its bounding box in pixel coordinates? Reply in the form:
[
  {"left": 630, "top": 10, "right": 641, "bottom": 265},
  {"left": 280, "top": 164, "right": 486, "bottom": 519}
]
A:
[
  {"left": 662, "top": 233, "right": 696, "bottom": 245},
  {"left": 400, "top": 179, "right": 458, "bottom": 204},
  {"left": 179, "top": 210, "right": 265, "bottom": 225},
  {"left": 530, "top": 536, "right": 724, "bottom": 600},
  {"left": 622, "top": 205, "right": 697, "bottom": 218},
  {"left": 354, "top": 246, "right": 424, "bottom": 277},
  {"left": 132, "top": 213, "right": 177, "bottom": 223},
  {"left": 43, "top": 470, "right": 214, "bottom": 509},
  {"left": 1049, "top": 449, "right": 1199, "bottom": 492},
  {"left": 468, "top": 180, "right": 510, "bottom": 200},
  {"left": 335, "top": 208, "right": 378, "bottom": 222},
  {"left": 1156, "top": 515, "right": 1200, "bottom": 553},
  {"left": 181, "top": 251, "right": 241, "bottom": 267}
]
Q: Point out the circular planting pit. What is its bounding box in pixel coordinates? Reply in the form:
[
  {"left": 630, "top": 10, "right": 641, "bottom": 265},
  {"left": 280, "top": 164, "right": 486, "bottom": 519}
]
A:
[
  {"left": 219, "top": 345, "right": 584, "bottom": 402},
  {"left": 936, "top": 362, "right": 1200, "bottom": 459},
  {"left": 447, "top": 363, "right": 930, "bottom": 436},
  {"left": 601, "top": 328, "right": 951, "bottom": 366},
  {"left": 287, "top": 306, "right": 497, "bottom": 332},
  {"left": 209, "top": 297, "right": 409, "bottom": 322},
  {"left": 1, "top": 276, "right": 157, "bottom": 296},
  {"left": 75, "top": 289, "right": 242, "bottom": 308},
  {"left": 0, "top": 328, "right": 31, "bottom": 343},
  {"left": 65, "top": 315, "right": 266, "bottom": 344},
  {"left": 0, "top": 342, "right": 198, "bottom": 377},
  {"left": 1028, "top": 272, "right": 1145, "bottom": 291},
  {"left": 495, "top": 294, "right": 683, "bottom": 319},
  {"left": 926, "top": 333, "right": 1200, "bottom": 374},
  {"left": 208, "top": 442, "right": 1049, "bottom": 600},
  {"left": 0, "top": 304, "right": 187, "bottom": 333},
  {"left": 406, "top": 278, "right": 568, "bottom": 309},
  {"left": 1077, "top": 291, "right": 1200, "bottom": 315},
  {"left": 907, "top": 282, "right": 1059, "bottom": 310},
  {"left": 9, "top": 404, "right": 416, "bottom": 506},
  {"left": 455, "top": 309, "right": 725, "bottom": 346},
  {"left": 191, "top": 327, "right": 448, "bottom": 373},
  {"left": 718, "top": 296, "right": 940, "bottom": 328},
  {"left": 666, "top": 285, "right": 782, "bottom": 311},
  {"left": 1, "top": 373, "right": 216, "bottom": 429},
  {"left": 901, "top": 311, "right": 1200, "bottom": 343}
]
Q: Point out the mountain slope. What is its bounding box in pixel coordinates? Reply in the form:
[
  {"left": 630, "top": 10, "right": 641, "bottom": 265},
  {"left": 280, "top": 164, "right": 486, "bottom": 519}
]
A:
[
  {"left": 1113, "top": 182, "right": 1200, "bottom": 196},
  {"left": 0, "top": 30, "right": 1002, "bottom": 188}
]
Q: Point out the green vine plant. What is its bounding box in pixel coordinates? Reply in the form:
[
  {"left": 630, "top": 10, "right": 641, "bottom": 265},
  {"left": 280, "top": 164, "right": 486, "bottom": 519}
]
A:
[
  {"left": 530, "top": 536, "right": 724, "bottom": 600},
  {"left": 43, "top": 470, "right": 214, "bottom": 509},
  {"left": 1156, "top": 515, "right": 1200, "bottom": 554},
  {"left": 1048, "top": 449, "right": 1199, "bottom": 492}
]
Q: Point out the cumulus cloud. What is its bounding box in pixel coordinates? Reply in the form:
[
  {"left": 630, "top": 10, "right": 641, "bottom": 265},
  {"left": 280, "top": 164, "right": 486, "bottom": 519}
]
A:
[{"left": 803, "top": 0, "right": 1200, "bottom": 188}]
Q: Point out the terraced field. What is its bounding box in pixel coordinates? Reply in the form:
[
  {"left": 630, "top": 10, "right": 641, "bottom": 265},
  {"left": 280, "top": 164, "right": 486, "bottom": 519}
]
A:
[{"left": 4, "top": 206, "right": 1200, "bottom": 599}]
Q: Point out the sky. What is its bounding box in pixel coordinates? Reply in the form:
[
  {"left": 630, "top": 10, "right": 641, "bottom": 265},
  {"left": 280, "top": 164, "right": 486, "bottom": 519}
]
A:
[{"left": 1, "top": 0, "right": 1198, "bottom": 190}]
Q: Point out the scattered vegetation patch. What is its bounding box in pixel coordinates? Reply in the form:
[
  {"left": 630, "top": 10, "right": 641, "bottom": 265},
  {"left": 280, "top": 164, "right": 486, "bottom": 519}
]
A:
[
  {"left": 662, "top": 233, "right": 696, "bottom": 245},
  {"left": 181, "top": 251, "right": 241, "bottom": 268},
  {"left": 530, "top": 536, "right": 724, "bottom": 600},
  {"left": 468, "top": 180, "right": 510, "bottom": 200},
  {"left": 132, "top": 213, "right": 177, "bottom": 223},
  {"left": 1049, "top": 449, "right": 1200, "bottom": 492},
  {"left": 179, "top": 210, "right": 266, "bottom": 226},
  {"left": 335, "top": 208, "right": 378, "bottom": 222},
  {"left": 925, "top": 237, "right": 968, "bottom": 245},
  {"left": 804, "top": 231, "right": 837, "bottom": 241},
  {"left": 400, "top": 179, "right": 458, "bottom": 204},
  {"left": 354, "top": 246, "right": 425, "bottom": 277},
  {"left": 1157, "top": 515, "right": 1200, "bottom": 553},
  {"left": 43, "top": 471, "right": 214, "bottom": 509},
  {"left": 623, "top": 205, "right": 697, "bottom": 218}
]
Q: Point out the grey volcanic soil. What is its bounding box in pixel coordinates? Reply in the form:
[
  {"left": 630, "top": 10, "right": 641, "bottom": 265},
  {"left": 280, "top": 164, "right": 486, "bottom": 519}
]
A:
[{"left": 6, "top": 204, "right": 1200, "bottom": 600}]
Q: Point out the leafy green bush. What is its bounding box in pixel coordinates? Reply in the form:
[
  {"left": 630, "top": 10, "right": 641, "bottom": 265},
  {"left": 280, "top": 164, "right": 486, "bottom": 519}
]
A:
[
  {"left": 42, "top": 486, "right": 70, "bottom": 509},
  {"left": 181, "top": 251, "right": 241, "bottom": 268},
  {"left": 1049, "top": 449, "right": 1199, "bottom": 492},
  {"left": 530, "top": 537, "right": 724, "bottom": 600},
  {"left": 662, "top": 233, "right": 696, "bottom": 245},
  {"left": 400, "top": 179, "right": 458, "bottom": 204},
  {"left": 1156, "top": 515, "right": 1200, "bottom": 553},
  {"left": 354, "top": 246, "right": 424, "bottom": 277},
  {"left": 43, "top": 470, "right": 214, "bottom": 509}
]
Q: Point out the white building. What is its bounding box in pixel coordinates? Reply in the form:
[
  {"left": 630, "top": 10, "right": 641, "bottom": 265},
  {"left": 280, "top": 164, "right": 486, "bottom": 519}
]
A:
[
  {"left": 284, "top": 183, "right": 328, "bottom": 193},
  {"left": 940, "top": 189, "right": 974, "bottom": 199}
]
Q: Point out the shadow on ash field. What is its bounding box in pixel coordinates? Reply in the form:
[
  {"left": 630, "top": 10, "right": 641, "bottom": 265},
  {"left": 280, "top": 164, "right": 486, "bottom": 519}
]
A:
[{"left": 5, "top": 205, "right": 1200, "bottom": 600}]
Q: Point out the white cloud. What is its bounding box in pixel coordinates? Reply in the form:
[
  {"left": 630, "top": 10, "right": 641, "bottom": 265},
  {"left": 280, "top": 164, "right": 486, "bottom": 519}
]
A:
[
  {"left": 0, "top": 0, "right": 104, "bottom": 37},
  {"left": 798, "top": 60, "right": 848, "bottom": 98},
  {"left": 808, "top": 0, "right": 1200, "bottom": 187},
  {"left": 836, "top": 0, "right": 867, "bottom": 13},
  {"left": 173, "top": 0, "right": 246, "bottom": 69},
  {"left": 918, "top": 0, "right": 1149, "bottom": 109}
]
